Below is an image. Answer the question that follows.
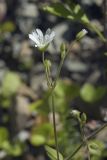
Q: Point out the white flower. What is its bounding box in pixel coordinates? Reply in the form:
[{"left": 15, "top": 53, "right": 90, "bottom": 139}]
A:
[{"left": 29, "top": 28, "right": 55, "bottom": 51}]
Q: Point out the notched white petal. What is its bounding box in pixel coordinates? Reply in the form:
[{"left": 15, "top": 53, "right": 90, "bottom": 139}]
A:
[
  {"left": 46, "top": 28, "right": 51, "bottom": 35},
  {"left": 49, "top": 31, "right": 55, "bottom": 41},
  {"left": 29, "top": 35, "right": 40, "bottom": 47},
  {"left": 29, "top": 28, "right": 55, "bottom": 50},
  {"left": 36, "top": 29, "right": 43, "bottom": 40}
]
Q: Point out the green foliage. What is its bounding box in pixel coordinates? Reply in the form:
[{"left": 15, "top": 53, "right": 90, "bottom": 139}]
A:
[
  {"left": 89, "top": 140, "right": 105, "bottom": 160},
  {"left": 0, "top": 127, "right": 9, "bottom": 147},
  {"left": 43, "top": 2, "right": 106, "bottom": 42},
  {"left": 45, "top": 145, "right": 64, "bottom": 160},
  {"left": 30, "top": 134, "right": 46, "bottom": 146},
  {"left": 2, "top": 141, "right": 24, "bottom": 156},
  {"left": 80, "top": 83, "right": 106, "bottom": 103},
  {"left": 30, "top": 123, "right": 54, "bottom": 146},
  {"left": 0, "top": 21, "right": 15, "bottom": 33},
  {"left": 43, "top": 3, "right": 73, "bottom": 19},
  {"left": 53, "top": 80, "right": 80, "bottom": 113},
  {"left": 1, "top": 72, "right": 21, "bottom": 97},
  {"left": 0, "top": 128, "right": 24, "bottom": 156},
  {"left": 29, "top": 99, "right": 43, "bottom": 112}
]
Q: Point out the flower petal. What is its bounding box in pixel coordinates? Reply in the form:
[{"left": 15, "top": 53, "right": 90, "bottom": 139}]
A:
[
  {"left": 45, "top": 28, "right": 51, "bottom": 35},
  {"left": 49, "top": 31, "right": 55, "bottom": 41},
  {"left": 36, "top": 29, "right": 44, "bottom": 43},
  {"left": 29, "top": 33, "right": 40, "bottom": 46}
]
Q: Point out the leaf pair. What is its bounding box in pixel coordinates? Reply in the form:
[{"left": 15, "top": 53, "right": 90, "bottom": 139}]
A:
[{"left": 43, "top": 2, "right": 106, "bottom": 42}]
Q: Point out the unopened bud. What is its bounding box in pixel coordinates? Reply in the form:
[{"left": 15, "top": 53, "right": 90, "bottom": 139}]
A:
[
  {"left": 80, "top": 112, "right": 87, "bottom": 125},
  {"left": 44, "top": 59, "right": 51, "bottom": 75},
  {"left": 76, "top": 29, "right": 88, "bottom": 41},
  {"left": 70, "top": 110, "right": 80, "bottom": 120},
  {"left": 60, "top": 43, "right": 67, "bottom": 59},
  {"left": 44, "top": 59, "right": 51, "bottom": 68}
]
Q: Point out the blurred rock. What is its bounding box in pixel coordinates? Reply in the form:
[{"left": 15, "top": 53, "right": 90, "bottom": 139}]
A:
[
  {"left": 65, "top": 57, "right": 89, "bottom": 72},
  {"left": 81, "top": 0, "right": 102, "bottom": 6},
  {"left": 18, "top": 84, "right": 38, "bottom": 100},
  {"left": 0, "top": 151, "right": 6, "bottom": 159},
  {"left": 87, "top": 69, "right": 101, "bottom": 83},
  {"left": 16, "top": 95, "right": 31, "bottom": 131},
  {"left": 0, "top": 0, "right": 7, "bottom": 21},
  {"left": 48, "top": 22, "right": 70, "bottom": 53},
  {"left": 81, "top": 37, "right": 102, "bottom": 51},
  {"left": 17, "top": 130, "right": 30, "bottom": 142},
  {"left": 100, "top": 108, "right": 107, "bottom": 122},
  {"left": 17, "top": 2, "right": 38, "bottom": 18},
  {"left": 30, "top": 63, "right": 47, "bottom": 92},
  {"left": 16, "top": 2, "right": 39, "bottom": 34},
  {"left": 19, "top": 40, "right": 33, "bottom": 68},
  {"left": 0, "top": 60, "right": 7, "bottom": 86}
]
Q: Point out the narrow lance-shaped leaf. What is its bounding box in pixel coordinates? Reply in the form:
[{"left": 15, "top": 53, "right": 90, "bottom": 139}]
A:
[
  {"left": 43, "top": 3, "right": 74, "bottom": 20},
  {"left": 45, "top": 145, "right": 64, "bottom": 160},
  {"left": 43, "top": 2, "right": 106, "bottom": 42}
]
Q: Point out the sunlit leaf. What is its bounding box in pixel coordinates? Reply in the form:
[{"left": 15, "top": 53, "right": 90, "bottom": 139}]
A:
[
  {"left": 29, "top": 100, "right": 43, "bottom": 112},
  {"left": 45, "top": 145, "right": 64, "bottom": 160},
  {"left": 2, "top": 141, "right": 23, "bottom": 156},
  {"left": 80, "top": 83, "right": 107, "bottom": 103},
  {"left": 0, "top": 21, "right": 15, "bottom": 32},
  {"left": 30, "top": 134, "right": 46, "bottom": 146},
  {"left": 43, "top": 2, "right": 106, "bottom": 42},
  {"left": 0, "top": 128, "right": 9, "bottom": 146},
  {"left": 1, "top": 72, "right": 21, "bottom": 97},
  {"left": 43, "top": 3, "right": 73, "bottom": 19},
  {"left": 89, "top": 140, "right": 105, "bottom": 157}
]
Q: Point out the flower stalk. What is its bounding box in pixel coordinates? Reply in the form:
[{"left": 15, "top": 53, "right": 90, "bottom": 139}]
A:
[{"left": 29, "top": 28, "right": 89, "bottom": 160}]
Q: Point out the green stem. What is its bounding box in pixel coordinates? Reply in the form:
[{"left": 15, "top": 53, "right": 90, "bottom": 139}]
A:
[
  {"left": 65, "top": 122, "right": 107, "bottom": 160},
  {"left": 51, "top": 92, "right": 60, "bottom": 160},
  {"left": 80, "top": 126, "right": 91, "bottom": 160},
  {"left": 43, "top": 40, "right": 78, "bottom": 101},
  {"left": 54, "top": 57, "right": 65, "bottom": 86},
  {"left": 42, "top": 52, "right": 60, "bottom": 160},
  {"left": 42, "top": 52, "right": 52, "bottom": 87}
]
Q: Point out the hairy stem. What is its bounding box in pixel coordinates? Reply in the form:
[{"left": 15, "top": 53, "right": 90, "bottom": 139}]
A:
[
  {"left": 42, "top": 52, "right": 60, "bottom": 160},
  {"left": 42, "top": 52, "right": 52, "bottom": 87},
  {"left": 51, "top": 92, "right": 60, "bottom": 160}
]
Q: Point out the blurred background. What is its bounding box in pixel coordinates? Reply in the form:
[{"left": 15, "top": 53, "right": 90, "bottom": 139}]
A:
[{"left": 0, "top": 0, "right": 107, "bottom": 159}]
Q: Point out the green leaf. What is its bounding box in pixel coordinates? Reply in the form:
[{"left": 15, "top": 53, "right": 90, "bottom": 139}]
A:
[
  {"left": 0, "top": 97, "right": 11, "bottom": 109},
  {"left": 2, "top": 141, "right": 23, "bottom": 156},
  {"left": 33, "top": 123, "right": 53, "bottom": 137},
  {"left": 80, "top": 83, "right": 106, "bottom": 103},
  {"left": 80, "top": 83, "right": 97, "bottom": 103},
  {"left": 2, "top": 72, "right": 21, "bottom": 97},
  {"left": 86, "top": 23, "right": 106, "bottom": 42},
  {"left": 43, "top": 2, "right": 106, "bottom": 42},
  {"left": 0, "top": 128, "right": 9, "bottom": 147},
  {"left": 29, "top": 100, "right": 43, "bottom": 112},
  {"left": 43, "top": 3, "right": 73, "bottom": 19},
  {"left": 30, "top": 134, "right": 45, "bottom": 146},
  {"left": 89, "top": 140, "right": 105, "bottom": 157},
  {"left": 0, "top": 21, "right": 15, "bottom": 33},
  {"left": 45, "top": 145, "right": 64, "bottom": 160}
]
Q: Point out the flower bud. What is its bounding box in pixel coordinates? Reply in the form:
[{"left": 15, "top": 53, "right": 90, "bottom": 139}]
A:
[
  {"left": 70, "top": 110, "right": 80, "bottom": 120},
  {"left": 76, "top": 29, "right": 88, "bottom": 41},
  {"left": 44, "top": 59, "right": 51, "bottom": 68},
  {"left": 80, "top": 112, "right": 87, "bottom": 125},
  {"left": 60, "top": 43, "right": 67, "bottom": 59},
  {"left": 44, "top": 59, "right": 51, "bottom": 75}
]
